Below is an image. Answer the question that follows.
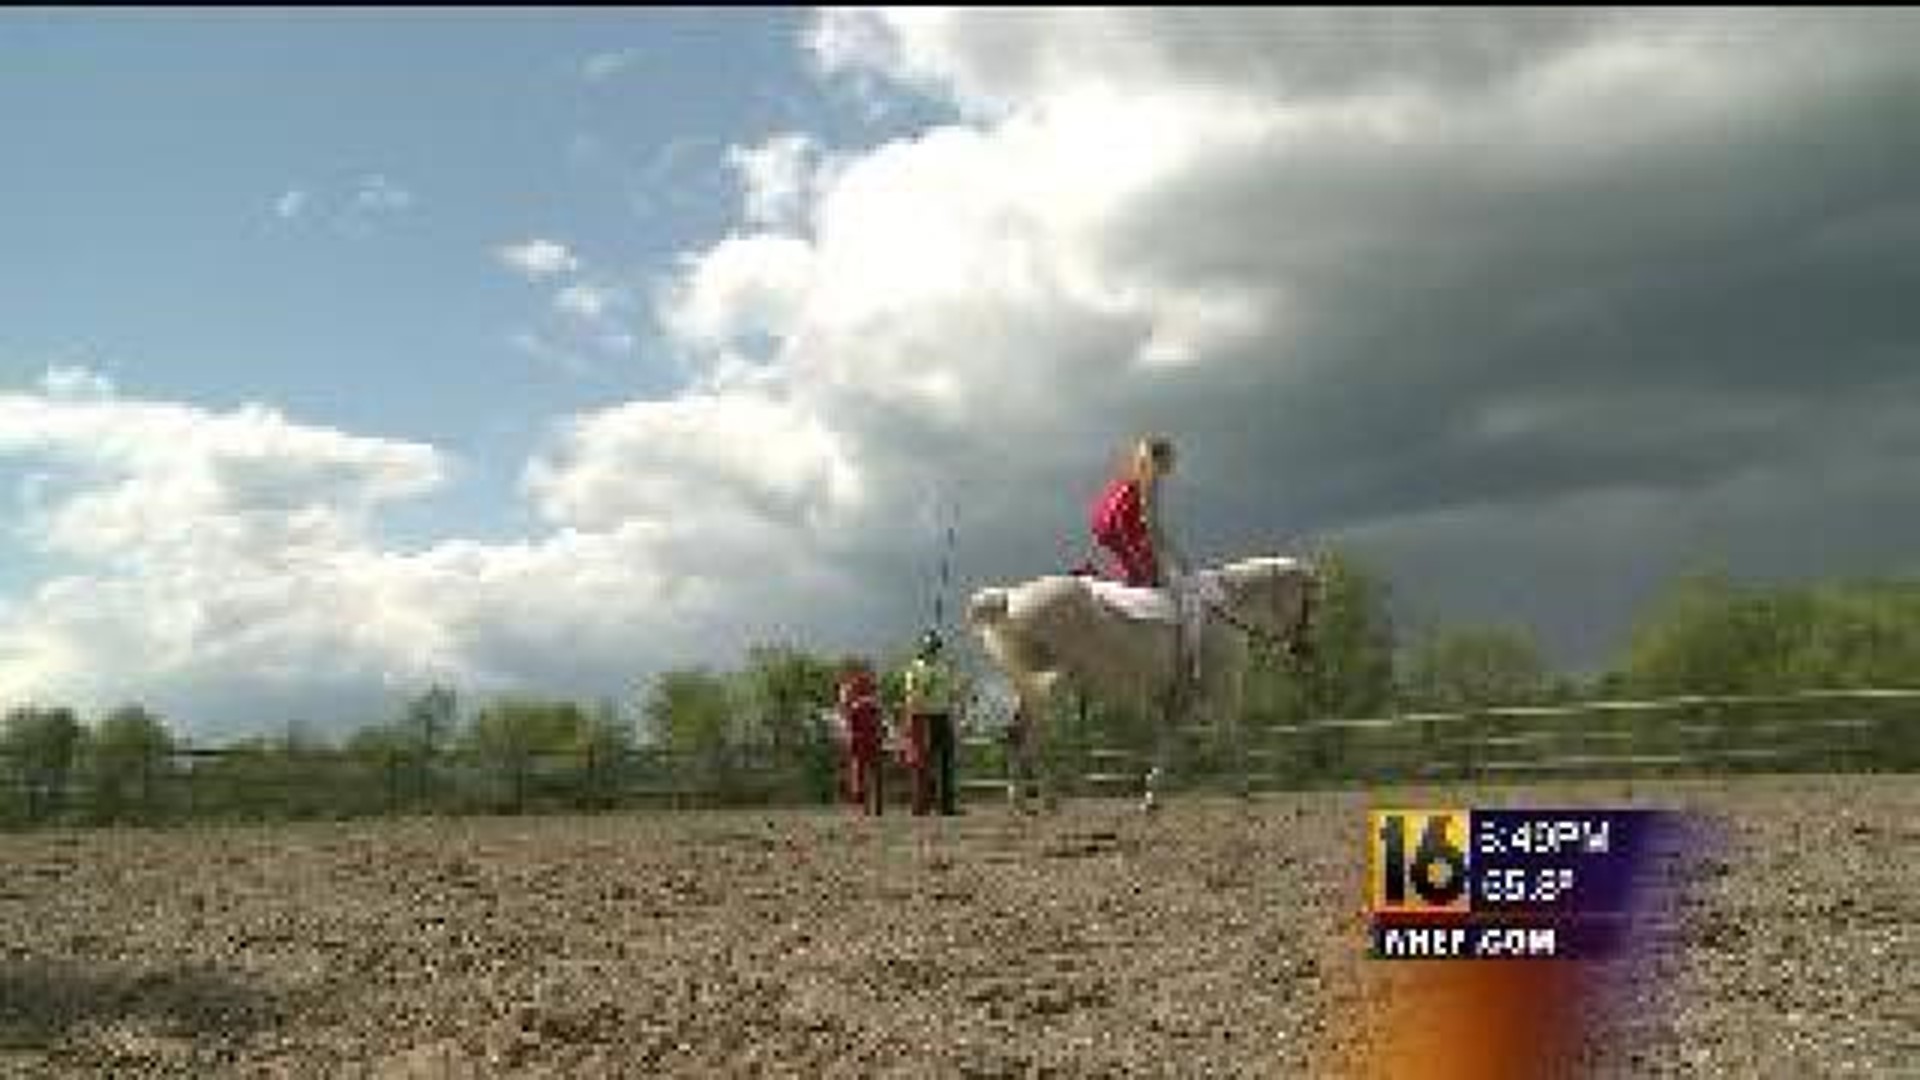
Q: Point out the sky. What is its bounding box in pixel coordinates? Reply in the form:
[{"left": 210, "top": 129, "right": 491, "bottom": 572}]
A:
[{"left": 4, "top": 9, "right": 1919, "bottom": 741}]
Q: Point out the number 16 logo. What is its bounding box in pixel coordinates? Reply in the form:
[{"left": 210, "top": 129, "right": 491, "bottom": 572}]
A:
[{"left": 1369, "top": 809, "right": 1471, "bottom": 914}]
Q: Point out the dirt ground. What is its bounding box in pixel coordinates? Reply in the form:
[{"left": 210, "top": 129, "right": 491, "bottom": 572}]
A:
[{"left": 1, "top": 775, "right": 1915, "bottom": 1078}]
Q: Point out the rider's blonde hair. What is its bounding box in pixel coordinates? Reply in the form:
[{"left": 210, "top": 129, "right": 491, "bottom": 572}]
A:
[{"left": 1130, "top": 435, "right": 1175, "bottom": 483}]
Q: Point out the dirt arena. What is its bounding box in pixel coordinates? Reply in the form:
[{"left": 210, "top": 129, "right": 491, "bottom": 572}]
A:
[{"left": 2, "top": 775, "right": 1914, "bottom": 1077}]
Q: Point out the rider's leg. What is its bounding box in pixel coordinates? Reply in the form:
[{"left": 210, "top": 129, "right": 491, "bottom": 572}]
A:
[
  {"left": 1180, "top": 580, "right": 1204, "bottom": 684},
  {"left": 1146, "top": 632, "right": 1183, "bottom": 812}
]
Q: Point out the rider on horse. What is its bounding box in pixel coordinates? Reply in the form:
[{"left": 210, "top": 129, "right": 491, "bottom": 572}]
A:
[
  {"left": 1088, "top": 435, "right": 1182, "bottom": 589},
  {"left": 1086, "top": 435, "right": 1211, "bottom": 685}
]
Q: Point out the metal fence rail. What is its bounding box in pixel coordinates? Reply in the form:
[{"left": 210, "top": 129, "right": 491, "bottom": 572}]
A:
[
  {"left": 974, "top": 687, "right": 1920, "bottom": 799},
  {"left": 2, "top": 689, "right": 1915, "bottom": 825}
]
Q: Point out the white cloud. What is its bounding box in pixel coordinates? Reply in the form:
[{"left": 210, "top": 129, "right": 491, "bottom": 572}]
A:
[
  {"left": 511, "top": 330, "right": 593, "bottom": 378},
  {"left": 658, "top": 234, "right": 816, "bottom": 356},
  {"left": 0, "top": 377, "right": 445, "bottom": 568},
  {"left": 497, "top": 239, "right": 582, "bottom": 280},
  {"left": 351, "top": 174, "right": 414, "bottom": 215},
  {"left": 523, "top": 390, "right": 868, "bottom": 535},
  {"left": 269, "top": 177, "right": 413, "bottom": 234},
  {"left": 554, "top": 283, "right": 615, "bottom": 320},
  {"left": 582, "top": 48, "right": 642, "bottom": 83},
  {"left": 509, "top": 275, "right": 637, "bottom": 379},
  {"left": 0, "top": 369, "right": 874, "bottom": 738},
  {"left": 37, "top": 366, "right": 116, "bottom": 402},
  {"left": 805, "top": 8, "right": 1634, "bottom": 119},
  {"left": 629, "top": 136, "right": 727, "bottom": 222},
  {"left": 0, "top": 370, "right": 465, "bottom": 731},
  {"left": 728, "top": 133, "right": 821, "bottom": 231}
]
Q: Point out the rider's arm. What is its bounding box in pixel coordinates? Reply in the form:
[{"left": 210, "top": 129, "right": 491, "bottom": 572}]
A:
[{"left": 1142, "top": 475, "right": 1187, "bottom": 576}]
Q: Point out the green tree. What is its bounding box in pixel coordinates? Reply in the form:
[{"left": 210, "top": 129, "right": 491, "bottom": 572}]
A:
[
  {"left": 642, "top": 667, "right": 743, "bottom": 800},
  {"left": 1621, "top": 573, "right": 1816, "bottom": 695},
  {"left": 402, "top": 685, "right": 457, "bottom": 757},
  {"left": 3, "top": 705, "right": 86, "bottom": 822},
  {"left": 462, "top": 697, "right": 596, "bottom": 812},
  {"left": 1288, "top": 547, "right": 1397, "bottom": 719},
  {"left": 1235, "top": 548, "right": 1395, "bottom": 783},
  {"left": 1787, "top": 580, "right": 1920, "bottom": 688},
  {"left": 274, "top": 720, "right": 342, "bottom": 819},
  {"left": 398, "top": 684, "right": 458, "bottom": 805},
  {"left": 1611, "top": 572, "right": 1920, "bottom": 771},
  {"left": 190, "top": 735, "right": 284, "bottom": 821},
  {"left": 83, "top": 703, "right": 176, "bottom": 825},
  {"left": 739, "top": 645, "right": 837, "bottom": 751},
  {"left": 738, "top": 644, "right": 840, "bottom": 800},
  {"left": 1401, "top": 624, "right": 1552, "bottom": 711},
  {"left": 642, "top": 669, "right": 733, "bottom": 754},
  {"left": 344, "top": 722, "right": 413, "bottom": 816},
  {"left": 574, "top": 699, "right": 635, "bottom": 808},
  {"left": 347, "top": 725, "right": 409, "bottom": 757}
]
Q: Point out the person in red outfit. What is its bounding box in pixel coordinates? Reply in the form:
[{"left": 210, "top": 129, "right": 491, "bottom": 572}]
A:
[
  {"left": 1087, "top": 435, "right": 1218, "bottom": 694},
  {"left": 837, "top": 658, "right": 885, "bottom": 816},
  {"left": 1088, "top": 435, "right": 1185, "bottom": 589}
]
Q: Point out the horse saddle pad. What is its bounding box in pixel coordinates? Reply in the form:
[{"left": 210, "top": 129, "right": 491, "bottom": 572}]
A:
[{"left": 1084, "top": 580, "right": 1178, "bottom": 623}]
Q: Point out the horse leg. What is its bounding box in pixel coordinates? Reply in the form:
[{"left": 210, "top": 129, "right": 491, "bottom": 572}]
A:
[
  {"left": 1008, "top": 699, "right": 1036, "bottom": 812},
  {"left": 1031, "top": 673, "right": 1065, "bottom": 813},
  {"left": 1013, "top": 678, "right": 1058, "bottom": 814},
  {"left": 1143, "top": 628, "right": 1173, "bottom": 813},
  {"left": 1227, "top": 687, "right": 1251, "bottom": 802},
  {"left": 1212, "top": 655, "right": 1251, "bottom": 802},
  {"left": 1144, "top": 674, "right": 1182, "bottom": 813}
]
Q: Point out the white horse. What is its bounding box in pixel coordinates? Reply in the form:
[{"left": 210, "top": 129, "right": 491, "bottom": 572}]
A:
[{"left": 966, "top": 555, "right": 1319, "bottom": 811}]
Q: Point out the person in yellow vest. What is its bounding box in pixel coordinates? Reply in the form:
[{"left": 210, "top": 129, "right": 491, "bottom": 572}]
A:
[{"left": 903, "top": 629, "right": 959, "bottom": 816}]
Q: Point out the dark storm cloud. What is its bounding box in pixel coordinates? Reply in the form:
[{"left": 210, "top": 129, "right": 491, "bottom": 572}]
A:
[{"left": 810, "top": 8, "right": 1920, "bottom": 670}]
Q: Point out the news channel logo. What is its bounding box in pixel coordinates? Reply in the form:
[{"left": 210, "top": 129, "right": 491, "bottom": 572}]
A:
[{"left": 1365, "top": 808, "right": 1680, "bottom": 960}]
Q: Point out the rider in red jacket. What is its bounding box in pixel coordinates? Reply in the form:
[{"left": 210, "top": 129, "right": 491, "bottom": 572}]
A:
[
  {"left": 1089, "top": 434, "right": 1221, "bottom": 697},
  {"left": 1090, "top": 435, "right": 1183, "bottom": 588}
]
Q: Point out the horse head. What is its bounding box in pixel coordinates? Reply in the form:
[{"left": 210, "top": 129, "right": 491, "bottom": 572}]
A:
[{"left": 1212, "top": 555, "right": 1319, "bottom": 659}]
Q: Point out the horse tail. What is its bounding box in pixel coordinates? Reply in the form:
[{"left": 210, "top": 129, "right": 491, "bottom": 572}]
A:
[{"left": 967, "top": 587, "right": 1011, "bottom": 627}]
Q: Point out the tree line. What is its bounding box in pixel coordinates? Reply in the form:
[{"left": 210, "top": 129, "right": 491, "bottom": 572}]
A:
[{"left": 5, "top": 553, "right": 1918, "bottom": 827}]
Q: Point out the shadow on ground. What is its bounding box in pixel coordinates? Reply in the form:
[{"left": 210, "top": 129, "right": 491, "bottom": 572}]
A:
[{"left": 0, "top": 960, "right": 284, "bottom": 1051}]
